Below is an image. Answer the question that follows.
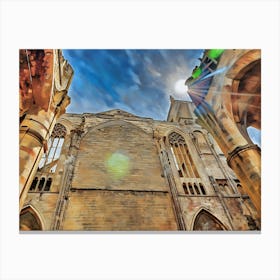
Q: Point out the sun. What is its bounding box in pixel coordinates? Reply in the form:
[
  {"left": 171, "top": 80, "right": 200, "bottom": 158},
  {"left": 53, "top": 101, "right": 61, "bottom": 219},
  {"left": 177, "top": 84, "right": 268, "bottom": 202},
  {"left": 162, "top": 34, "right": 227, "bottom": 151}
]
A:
[{"left": 174, "top": 79, "right": 189, "bottom": 99}]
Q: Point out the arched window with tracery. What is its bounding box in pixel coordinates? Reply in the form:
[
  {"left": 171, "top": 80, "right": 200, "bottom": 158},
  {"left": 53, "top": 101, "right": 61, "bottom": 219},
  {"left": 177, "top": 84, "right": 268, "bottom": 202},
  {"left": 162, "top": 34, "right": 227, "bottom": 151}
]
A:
[
  {"left": 29, "top": 123, "right": 66, "bottom": 193},
  {"left": 38, "top": 123, "right": 66, "bottom": 173},
  {"left": 168, "top": 132, "right": 199, "bottom": 178}
]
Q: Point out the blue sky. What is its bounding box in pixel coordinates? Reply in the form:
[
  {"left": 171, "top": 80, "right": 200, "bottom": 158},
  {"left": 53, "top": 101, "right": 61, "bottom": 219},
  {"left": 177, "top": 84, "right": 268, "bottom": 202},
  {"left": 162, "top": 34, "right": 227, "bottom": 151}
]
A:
[
  {"left": 63, "top": 49, "right": 203, "bottom": 120},
  {"left": 63, "top": 49, "right": 260, "bottom": 146}
]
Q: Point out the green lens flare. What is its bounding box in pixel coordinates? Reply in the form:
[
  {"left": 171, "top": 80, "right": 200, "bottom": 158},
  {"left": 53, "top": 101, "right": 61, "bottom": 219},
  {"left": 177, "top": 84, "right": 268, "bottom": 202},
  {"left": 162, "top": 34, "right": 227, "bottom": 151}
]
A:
[
  {"left": 192, "top": 67, "right": 202, "bottom": 79},
  {"left": 208, "top": 49, "right": 224, "bottom": 60},
  {"left": 106, "top": 152, "right": 130, "bottom": 180}
]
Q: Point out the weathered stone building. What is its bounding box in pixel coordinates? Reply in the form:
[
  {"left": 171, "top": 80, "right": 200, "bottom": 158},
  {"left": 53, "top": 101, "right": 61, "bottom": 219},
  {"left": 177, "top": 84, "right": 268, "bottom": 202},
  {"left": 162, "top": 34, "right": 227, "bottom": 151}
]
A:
[
  {"left": 20, "top": 97, "right": 260, "bottom": 231},
  {"left": 19, "top": 49, "right": 73, "bottom": 212},
  {"left": 186, "top": 49, "right": 261, "bottom": 220}
]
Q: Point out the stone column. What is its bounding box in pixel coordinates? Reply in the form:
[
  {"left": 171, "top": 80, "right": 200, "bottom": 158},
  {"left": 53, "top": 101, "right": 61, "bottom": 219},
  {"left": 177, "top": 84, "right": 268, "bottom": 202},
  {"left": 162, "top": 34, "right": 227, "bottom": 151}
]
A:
[
  {"left": 227, "top": 144, "right": 261, "bottom": 216},
  {"left": 19, "top": 110, "right": 55, "bottom": 209},
  {"left": 194, "top": 100, "right": 261, "bottom": 219},
  {"left": 51, "top": 123, "right": 85, "bottom": 230},
  {"left": 19, "top": 49, "right": 73, "bottom": 212}
]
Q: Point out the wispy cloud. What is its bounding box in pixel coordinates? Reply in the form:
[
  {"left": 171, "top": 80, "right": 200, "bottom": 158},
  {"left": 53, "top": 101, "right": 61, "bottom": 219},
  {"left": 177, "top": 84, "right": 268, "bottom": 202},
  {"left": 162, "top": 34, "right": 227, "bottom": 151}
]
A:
[{"left": 63, "top": 49, "right": 203, "bottom": 120}]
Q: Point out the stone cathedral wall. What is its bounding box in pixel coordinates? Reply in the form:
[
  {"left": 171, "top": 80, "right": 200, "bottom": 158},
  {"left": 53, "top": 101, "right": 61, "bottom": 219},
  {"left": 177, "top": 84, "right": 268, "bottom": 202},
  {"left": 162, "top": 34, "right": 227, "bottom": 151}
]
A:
[
  {"left": 21, "top": 107, "right": 259, "bottom": 231},
  {"left": 62, "top": 115, "right": 178, "bottom": 230}
]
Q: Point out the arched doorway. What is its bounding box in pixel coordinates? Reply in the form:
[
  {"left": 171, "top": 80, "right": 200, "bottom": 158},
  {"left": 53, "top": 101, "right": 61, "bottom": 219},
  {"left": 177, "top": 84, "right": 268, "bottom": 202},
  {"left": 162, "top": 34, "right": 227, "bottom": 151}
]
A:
[
  {"left": 20, "top": 206, "right": 43, "bottom": 231},
  {"left": 193, "top": 209, "right": 226, "bottom": 231}
]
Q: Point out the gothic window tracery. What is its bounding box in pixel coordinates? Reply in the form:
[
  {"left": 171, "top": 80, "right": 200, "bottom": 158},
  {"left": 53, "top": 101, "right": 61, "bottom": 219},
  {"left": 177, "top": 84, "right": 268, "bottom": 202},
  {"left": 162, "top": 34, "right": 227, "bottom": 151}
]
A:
[
  {"left": 29, "top": 123, "right": 66, "bottom": 193},
  {"left": 168, "top": 132, "right": 199, "bottom": 178},
  {"left": 38, "top": 123, "right": 66, "bottom": 173}
]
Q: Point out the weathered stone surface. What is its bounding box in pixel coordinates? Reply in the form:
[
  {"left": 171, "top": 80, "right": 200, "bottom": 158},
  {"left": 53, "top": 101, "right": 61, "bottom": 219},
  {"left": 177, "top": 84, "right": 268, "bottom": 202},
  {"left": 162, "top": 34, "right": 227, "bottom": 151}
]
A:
[
  {"left": 20, "top": 49, "right": 260, "bottom": 231},
  {"left": 19, "top": 50, "right": 73, "bottom": 211},
  {"left": 20, "top": 102, "right": 259, "bottom": 231},
  {"left": 186, "top": 50, "right": 261, "bottom": 219},
  {"left": 72, "top": 120, "right": 165, "bottom": 191},
  {"left": 63, "top": 190, "right": 177, "bottom": 231}
]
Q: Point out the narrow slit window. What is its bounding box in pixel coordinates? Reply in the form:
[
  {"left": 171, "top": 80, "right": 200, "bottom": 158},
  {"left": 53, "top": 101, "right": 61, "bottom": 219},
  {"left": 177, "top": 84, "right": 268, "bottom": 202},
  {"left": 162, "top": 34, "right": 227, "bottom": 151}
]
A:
[
  {"left": 44, "top": 178, "right": 52, "bottom": 191},
  {"left": 38, "top": 177, "right": 45, "bottom": 191},
  {"left": 194, "top": 183, "right": 200, "bottom": 195},
  {"left": 30, "top": 177, "right": 38, "bottom": 191},
  {"left": 199, "top": 183, "right": 206, "bottom": 195},
  {"left": 189, "top": 184, "right": 195, "bottom": 195},
  {"left": 182, "top": 163, "right": 187, "bottom": 175},
  {"left": 183, "top": 183, "right": 189, "bottom": 195}
]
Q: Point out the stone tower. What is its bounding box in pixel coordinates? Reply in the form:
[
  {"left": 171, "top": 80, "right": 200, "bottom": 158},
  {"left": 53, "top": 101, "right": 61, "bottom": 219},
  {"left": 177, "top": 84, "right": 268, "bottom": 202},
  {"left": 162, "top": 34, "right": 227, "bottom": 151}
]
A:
[
  {"left": 186, "top": 49, "right": 261, "bottom": 220},
  {"left": 20, "top": 98, "right": 260, "bottom": 231},
  {"left": 19, "top": 49, "right": 74, "bottom": 212}
]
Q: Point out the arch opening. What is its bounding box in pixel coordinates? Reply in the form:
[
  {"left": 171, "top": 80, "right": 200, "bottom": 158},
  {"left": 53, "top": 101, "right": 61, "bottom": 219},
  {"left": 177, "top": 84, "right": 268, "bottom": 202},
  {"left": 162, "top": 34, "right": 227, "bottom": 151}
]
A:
[
  {"left": 193, "top": 210, "right": 226, "bottom": 231},
  {"left": 20, "top": 207, "right": 43, "bottom": 231}
]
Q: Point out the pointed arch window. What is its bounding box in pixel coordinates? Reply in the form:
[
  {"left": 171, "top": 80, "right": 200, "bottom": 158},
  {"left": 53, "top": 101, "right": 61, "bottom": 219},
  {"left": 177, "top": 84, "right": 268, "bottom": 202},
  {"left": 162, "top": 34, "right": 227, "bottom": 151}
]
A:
[
  {"left": 20, "top": 207, "right": 42, "bottom": 231},
  {"left": 38, "top": 123, "right": 66, "bottom": 173},
  {"left": 168, "top": 132, "right": 199, "bottom": 178},
  {"left": 193, "top": 210, "right": 226, "bottom": 231}
]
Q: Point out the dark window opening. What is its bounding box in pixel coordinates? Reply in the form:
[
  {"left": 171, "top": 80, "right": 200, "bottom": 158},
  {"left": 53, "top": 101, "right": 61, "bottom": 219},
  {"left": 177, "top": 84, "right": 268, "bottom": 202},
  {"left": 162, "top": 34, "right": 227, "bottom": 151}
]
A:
[
  {"left": 44, "top": 178, "right": 52, "bottom": 191},
  {"left": 194, "top": 183, "right": 200, "bottom": 195},
  {"left": 38, "top": 177, "right": 45, "bottom": 191},
  {"left": 30, "top": 177, "right": 38, "bottom": 191},
  {"left": 183, "top": 183, "right": 189, "bottom": 194},
  {"left": 199, "top": 183, "right": 206, "bottom": 195},
  {"left": 182, "top": 163, "right": 187, "bottom": 174},
  {"left": 189, "top": 184, "right": 195, "bottom": 195}
]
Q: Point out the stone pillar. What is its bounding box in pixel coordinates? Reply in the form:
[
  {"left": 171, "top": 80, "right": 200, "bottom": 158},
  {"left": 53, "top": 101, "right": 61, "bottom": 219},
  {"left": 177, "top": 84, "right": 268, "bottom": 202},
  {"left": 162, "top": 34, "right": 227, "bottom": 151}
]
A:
[
  {"left": 52, "top": 124, "right": 85, "bottom": 230},
  {"left": 19, "top": 110, "right": 55, "bottom": 209},
  {"left": 19, "top": 49, "right": 73, "bottom": 212},
  {"left": 227, "top": 144, "right": 261, "bottom": 216},
  {"left": 194, "top": 101, "right": 261, "bottom": 220}
]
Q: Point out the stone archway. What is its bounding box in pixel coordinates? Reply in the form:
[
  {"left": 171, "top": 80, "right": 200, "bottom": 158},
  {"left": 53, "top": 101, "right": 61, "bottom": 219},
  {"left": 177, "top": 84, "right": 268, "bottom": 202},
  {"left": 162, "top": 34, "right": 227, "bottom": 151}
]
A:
[
  {"left": 20, "top": 206, "right": 43, "bottom": 231},
  {"left": 193, "top": 209, "right": 226, "bottom": 231}
]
